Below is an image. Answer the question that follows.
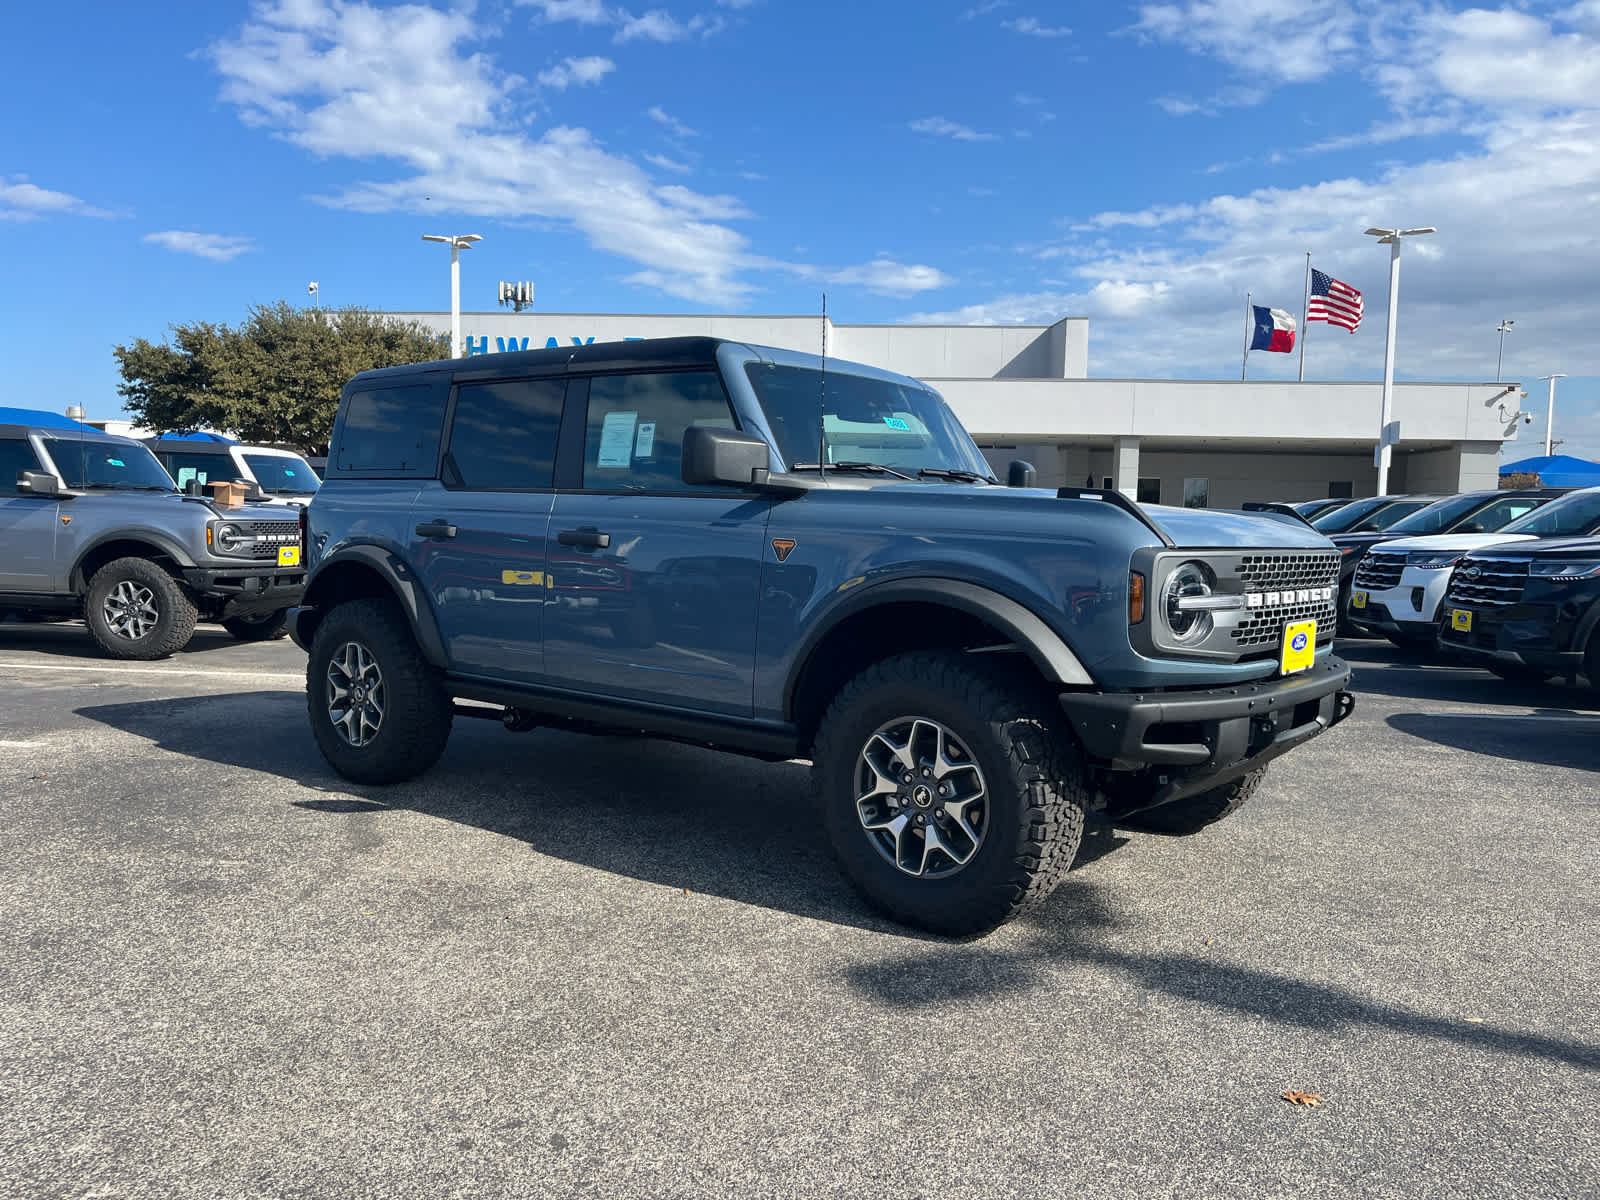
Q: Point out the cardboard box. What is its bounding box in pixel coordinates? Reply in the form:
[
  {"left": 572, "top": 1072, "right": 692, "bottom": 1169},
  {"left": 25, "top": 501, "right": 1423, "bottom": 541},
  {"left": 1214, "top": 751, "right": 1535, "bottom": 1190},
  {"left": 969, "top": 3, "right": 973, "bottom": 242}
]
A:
[{"left": 207, "top": 479, "right": 249, "bottom": 508}]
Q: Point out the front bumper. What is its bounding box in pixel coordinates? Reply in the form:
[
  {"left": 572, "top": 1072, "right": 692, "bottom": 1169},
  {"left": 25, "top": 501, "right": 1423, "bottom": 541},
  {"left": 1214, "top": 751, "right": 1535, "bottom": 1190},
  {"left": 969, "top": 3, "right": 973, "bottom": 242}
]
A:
[
  {"left": 1059, "top": 656, "right": 1355, "bottom": 805},
  {"left": 182, "top": 566, "right": 306, "bottom": 619},
  {"left": 1436, "top": 603, "right": 1584, "bottom": 674}
]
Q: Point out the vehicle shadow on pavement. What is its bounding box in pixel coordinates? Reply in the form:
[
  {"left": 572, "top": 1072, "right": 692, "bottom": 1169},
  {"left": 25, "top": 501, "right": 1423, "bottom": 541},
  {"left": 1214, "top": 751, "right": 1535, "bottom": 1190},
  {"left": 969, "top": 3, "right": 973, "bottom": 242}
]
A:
[
  {"left": 1385, "top": 711, "right": 1600, "bottom": 772},
  {"left": 0, "top": 623, "right": 248, "bottom": 659},
  {"left": 841, "top": 892, "right": 1600, "bottom": 1073},
  {"left": 76, "top": 690, "right": 1127, "bottom": 936}
]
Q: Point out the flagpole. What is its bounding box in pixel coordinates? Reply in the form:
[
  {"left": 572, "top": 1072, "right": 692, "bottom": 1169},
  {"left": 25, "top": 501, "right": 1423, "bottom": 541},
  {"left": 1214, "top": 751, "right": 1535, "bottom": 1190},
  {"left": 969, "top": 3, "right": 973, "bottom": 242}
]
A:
[
  {"left": 1298, "top": 251, "right": 1311, "bottom": 382},
  {"left": 1242, "top": 291, "right": 1251, "bottom": 381}
]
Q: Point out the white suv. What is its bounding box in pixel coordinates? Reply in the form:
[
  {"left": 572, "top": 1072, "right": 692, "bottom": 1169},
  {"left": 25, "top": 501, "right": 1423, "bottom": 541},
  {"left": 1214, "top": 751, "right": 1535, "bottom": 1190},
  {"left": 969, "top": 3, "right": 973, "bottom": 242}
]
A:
[
  {"left": 145, "top": 436, "right": 321, "bottom": 505},
  {"left": 1348, "top": 486, "right": 1600, "bottom": 644}
]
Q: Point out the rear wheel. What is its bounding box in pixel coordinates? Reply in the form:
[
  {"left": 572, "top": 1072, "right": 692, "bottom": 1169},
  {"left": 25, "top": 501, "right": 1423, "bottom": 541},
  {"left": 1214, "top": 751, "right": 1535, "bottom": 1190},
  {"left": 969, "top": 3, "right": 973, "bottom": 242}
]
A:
[
  {"left": 812, "top": 650, "right": 1087, "bottom": 937},
  {"left": 84, "top": 557, "right": 198, "bottom": 660},
  {"left": 222, "top": 609, "right": 289, "bottom": 642},
  {"left": 306, "top": 599, "right": 453, "bottom": 784},
  {"left": 1115, "top": 767, "right": 1267, "bottom": 836}
]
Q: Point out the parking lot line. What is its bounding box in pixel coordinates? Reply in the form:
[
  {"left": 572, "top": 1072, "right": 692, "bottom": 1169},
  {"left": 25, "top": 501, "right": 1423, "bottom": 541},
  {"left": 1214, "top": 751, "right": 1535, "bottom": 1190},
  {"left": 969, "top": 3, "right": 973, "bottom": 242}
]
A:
[{"left": 0, "top": 660, "right": 304, "bottom": 683}]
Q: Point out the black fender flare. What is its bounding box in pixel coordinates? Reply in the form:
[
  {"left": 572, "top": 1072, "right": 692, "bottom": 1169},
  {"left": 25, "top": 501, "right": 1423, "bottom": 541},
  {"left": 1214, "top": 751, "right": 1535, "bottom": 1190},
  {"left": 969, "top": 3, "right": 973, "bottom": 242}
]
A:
[
  {"left": 294, "top": 544, "right": 450, "bottom": 668},
  {"left": 783, "top": 577, "right": 1095, "bottom": 720},
  {"left": 70, "top": 530, "right": 198, "bottom": 590}
]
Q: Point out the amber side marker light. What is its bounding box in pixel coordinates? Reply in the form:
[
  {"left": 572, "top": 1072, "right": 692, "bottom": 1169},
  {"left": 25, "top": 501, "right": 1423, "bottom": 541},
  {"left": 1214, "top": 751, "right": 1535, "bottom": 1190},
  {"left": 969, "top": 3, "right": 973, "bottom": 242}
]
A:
[{"left": 1129, "top": 571, "right": 1146, "bottom": 624}]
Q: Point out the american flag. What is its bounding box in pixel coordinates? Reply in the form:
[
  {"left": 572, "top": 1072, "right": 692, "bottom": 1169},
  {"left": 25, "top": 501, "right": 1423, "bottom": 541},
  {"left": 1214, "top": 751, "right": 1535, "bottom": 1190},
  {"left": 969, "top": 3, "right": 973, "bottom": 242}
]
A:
[{"left": 1308, "top": 268, "right": 1363, "bottom": 332}]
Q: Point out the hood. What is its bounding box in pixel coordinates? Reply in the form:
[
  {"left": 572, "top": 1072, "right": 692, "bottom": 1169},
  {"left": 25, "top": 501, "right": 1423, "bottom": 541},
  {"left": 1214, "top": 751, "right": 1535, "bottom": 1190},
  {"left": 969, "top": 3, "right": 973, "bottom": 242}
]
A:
[
  {"left": 1367, "top": 532, "right": 1536, "bottom": 553},
  {"left": 1489, "top": 536, "right": 1600, "bottom": 559},
  {"left": 1141, "top": 502, "right": 1333, "bottom": 549},
  {"left": 1330, "top": 531, "right": 1397, "bottom": 550}
]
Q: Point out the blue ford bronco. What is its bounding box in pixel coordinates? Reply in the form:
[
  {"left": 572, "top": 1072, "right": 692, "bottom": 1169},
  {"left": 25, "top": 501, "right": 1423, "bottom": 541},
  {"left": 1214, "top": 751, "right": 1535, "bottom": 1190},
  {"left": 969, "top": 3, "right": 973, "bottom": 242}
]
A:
[{"left": 291, "top": 337, "right": 1354, "bottom": 935}]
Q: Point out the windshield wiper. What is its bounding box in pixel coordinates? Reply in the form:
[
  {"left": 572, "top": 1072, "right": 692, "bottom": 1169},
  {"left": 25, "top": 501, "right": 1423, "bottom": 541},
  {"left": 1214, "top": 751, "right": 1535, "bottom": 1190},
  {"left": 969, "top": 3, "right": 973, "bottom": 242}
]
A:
[
  {"left": 789, "top": 461, "right": 916, "bottom": 481},
  {"left": 916, "top": 468, "right": 995, "bottom": 484},
  {"left": 79, "top": 483, "right": 173, "bottom": 491}
]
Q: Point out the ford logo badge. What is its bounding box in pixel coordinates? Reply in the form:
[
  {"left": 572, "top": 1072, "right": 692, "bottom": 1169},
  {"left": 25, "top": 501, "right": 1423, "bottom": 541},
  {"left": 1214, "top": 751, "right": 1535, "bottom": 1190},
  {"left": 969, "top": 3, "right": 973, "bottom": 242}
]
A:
[
  {"left": 1290, "top": 632, "right": 1309, "bottom": 652},
  {"left": 1461, "top": 565, "right": 1481, "bottom": 581}
]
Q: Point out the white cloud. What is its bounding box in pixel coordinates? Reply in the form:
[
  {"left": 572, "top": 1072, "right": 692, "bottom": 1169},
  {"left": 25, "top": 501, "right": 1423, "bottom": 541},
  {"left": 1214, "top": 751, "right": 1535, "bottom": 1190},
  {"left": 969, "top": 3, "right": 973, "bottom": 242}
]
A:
[
  {"left": 518, "top": 0, "right": 615, "bottom": 24},
  {"left": 143, "top": 231, "right": 255, "bottom": 261},
  {"left": 0, "top": 176, "right": 112, "bottom": 222},
  {"left": 910, "top": 116, "right": 997, "bottom": 142},
  {"left": 824, "top": 259, "right": 954, "bottom": 295},
  {"left": 1132, "top": 1, "right": 1382, "bottom": 86},
  {"left": 211, "top": 0, "right": 752, "bottom": 304},
  {"left": 648, "top": 104, "right": 698, "bottom": 137},
  {"left": 1004, "top": 17, "right": 1070, "bottom": 37},
  {"left": 537, "top": 55, "right": 616, "bottom": 89},
  {"left": 617, "top": 9, "right": 695, "bottom": 41},
  {"left": 644, "top": 152, "right": 692, "bottom": 173},
  {"left": 518, "top": 0, "right": 725, "bottom": 41}
]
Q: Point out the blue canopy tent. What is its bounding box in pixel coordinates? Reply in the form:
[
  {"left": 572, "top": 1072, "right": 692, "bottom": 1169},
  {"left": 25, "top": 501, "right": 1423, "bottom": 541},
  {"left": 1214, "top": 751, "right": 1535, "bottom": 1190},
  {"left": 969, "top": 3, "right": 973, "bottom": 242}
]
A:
[
  {"left": 154, "top": 431, "right": 238, "bottom": 443},
  {"left": 0, "top": 406, "right": 91, "bottom": 430},
  {"left": 1500, "top": 454, "right": 1600, "bottom": 487}
]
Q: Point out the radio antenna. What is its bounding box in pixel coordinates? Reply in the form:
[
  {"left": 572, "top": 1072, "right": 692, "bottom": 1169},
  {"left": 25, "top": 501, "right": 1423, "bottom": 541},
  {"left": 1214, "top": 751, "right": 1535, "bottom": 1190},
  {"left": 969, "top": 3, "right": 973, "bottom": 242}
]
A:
[{"left": 817, "top": 292, "right": 827, "bottom": 478}]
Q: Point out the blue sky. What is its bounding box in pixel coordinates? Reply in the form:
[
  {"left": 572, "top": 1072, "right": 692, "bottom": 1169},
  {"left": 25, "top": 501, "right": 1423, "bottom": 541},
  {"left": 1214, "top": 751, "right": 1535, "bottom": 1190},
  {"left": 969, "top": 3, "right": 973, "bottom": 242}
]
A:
[{"left": 5, "top": 0, "right": 1599, "bottom": 461}]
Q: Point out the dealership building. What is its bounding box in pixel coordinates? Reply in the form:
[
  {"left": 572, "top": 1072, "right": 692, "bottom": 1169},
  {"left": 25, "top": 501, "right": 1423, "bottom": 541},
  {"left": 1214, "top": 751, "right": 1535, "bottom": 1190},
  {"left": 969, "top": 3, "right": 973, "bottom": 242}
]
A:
[{"left": 388, "top": 310, "right": 1522, "bottom": 507}]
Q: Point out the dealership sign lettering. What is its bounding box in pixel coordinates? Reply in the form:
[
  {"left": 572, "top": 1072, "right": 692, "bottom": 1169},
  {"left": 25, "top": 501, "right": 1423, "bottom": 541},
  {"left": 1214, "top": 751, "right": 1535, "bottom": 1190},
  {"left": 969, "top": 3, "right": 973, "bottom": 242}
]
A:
[{"left": 464, "top": 334, "right": 642, "bottom": 355}]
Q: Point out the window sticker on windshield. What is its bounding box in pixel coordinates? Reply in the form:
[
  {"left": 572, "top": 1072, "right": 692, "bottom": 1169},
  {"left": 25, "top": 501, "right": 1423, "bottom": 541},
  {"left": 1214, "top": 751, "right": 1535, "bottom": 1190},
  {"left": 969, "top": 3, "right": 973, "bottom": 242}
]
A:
[
  {"left": 883, "top": 417, "right": 910, "bottom": 431},
  {"left": 635, "top": 421, "right": 657, "bottom": 457},
  {"left": 107, "top": 458, "right": 125, "bottom": 467},
  {"left": 598, "top": 411, "right": 638, "bottom": 467},
  {"left": 283, "top": 468, "right": 296, "bottom": 477}
]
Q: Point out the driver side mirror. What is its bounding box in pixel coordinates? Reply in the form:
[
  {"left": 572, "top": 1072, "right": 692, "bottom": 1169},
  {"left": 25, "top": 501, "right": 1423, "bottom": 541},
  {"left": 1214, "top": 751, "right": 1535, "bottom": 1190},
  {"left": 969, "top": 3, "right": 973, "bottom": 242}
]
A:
[
  {"left": 16, "top": 470, "right": 65, "bottom": 498},
  {"left": 1456, "top": 521, "right": 1485, "bottom": 534},
  {"left": 681, "top": 426, "right": 773, "bottom": 487}
]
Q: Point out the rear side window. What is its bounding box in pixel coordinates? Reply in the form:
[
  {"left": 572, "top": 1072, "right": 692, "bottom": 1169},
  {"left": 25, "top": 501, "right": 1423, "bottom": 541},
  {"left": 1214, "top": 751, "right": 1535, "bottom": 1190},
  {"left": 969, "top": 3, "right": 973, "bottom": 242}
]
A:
[
  {"left": 0, "top": 438, "right": 42, "bottom": 494},
  {"left": 443, "top": 378, "right": 566, "bottom": 490},
  {"left": 160, "top": 451, "right": 242, "bottom": 490},
  {"left": 581, "top": 370, "right": 735, "bottom": 492},
  {"left": 333, "top": 383, "right": 446, "bottom": 475}
]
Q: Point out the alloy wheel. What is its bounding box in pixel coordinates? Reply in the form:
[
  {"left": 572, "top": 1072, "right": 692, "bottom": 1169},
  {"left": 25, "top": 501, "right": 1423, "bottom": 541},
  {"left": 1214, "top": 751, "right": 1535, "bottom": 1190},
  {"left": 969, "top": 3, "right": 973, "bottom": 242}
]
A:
[
  {"left": 102, "top": 580, "right": 160, "bottom": 641},
  {"left": 326, "top": 641, "right": 386, "bottom": 748},
  {"left": 854, "top": 716, "right": 988, "bottom": 878}
]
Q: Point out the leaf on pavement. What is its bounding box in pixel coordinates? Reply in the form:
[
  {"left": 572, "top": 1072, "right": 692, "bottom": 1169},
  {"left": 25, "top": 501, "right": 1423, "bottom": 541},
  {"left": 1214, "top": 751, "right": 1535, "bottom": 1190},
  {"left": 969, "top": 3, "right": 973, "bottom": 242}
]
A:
[{"left": 1282, "top": 1090, "right": 1324, "bottom": 1107}]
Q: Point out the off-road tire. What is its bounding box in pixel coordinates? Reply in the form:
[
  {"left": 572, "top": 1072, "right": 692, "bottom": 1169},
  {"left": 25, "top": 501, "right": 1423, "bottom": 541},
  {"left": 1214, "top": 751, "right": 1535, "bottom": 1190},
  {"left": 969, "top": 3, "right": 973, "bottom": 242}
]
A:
[
  {"left": 1487, "top": 662, "right": 1551, "bottom": 684},
  {"left": 1116, "top": 766, "right": 1268, "bottom": 836},
  {"left": 306, "top": 598, "right": 454, "bottom": 785},
  {"left": 222, "top": 609, "right": 290, "bottom": 642},
  {"left": 84, "top": 557, "right": 198, "bottom": 660},
  {"left": 812, "top": 650, "right": 1088, "bottom": 938}
]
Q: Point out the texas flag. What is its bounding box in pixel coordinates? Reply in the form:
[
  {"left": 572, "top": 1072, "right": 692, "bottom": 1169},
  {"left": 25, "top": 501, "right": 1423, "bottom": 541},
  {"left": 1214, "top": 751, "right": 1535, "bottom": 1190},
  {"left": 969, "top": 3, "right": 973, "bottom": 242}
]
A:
[{"left": 1249, "top": 305, "right": 1297, "bottom": 353}]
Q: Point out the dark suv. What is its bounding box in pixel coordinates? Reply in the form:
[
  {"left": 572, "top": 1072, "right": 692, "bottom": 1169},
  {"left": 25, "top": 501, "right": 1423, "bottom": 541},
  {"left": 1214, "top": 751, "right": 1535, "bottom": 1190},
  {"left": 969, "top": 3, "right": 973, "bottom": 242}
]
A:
[{"left": 291, "top": 338, "right": 1355, "bottom": 935}]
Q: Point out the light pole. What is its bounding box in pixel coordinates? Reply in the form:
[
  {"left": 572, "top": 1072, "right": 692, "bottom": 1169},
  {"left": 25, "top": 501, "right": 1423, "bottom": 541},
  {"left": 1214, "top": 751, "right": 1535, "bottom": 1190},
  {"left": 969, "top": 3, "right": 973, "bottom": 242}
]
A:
[
  {"left": 1364, "top": 226, "right": 1436, "bottom": 496},
  {"left": 1538, "top": 374, "right": 1566, "bottom": 457},
  {"left": 421, "top": 234, "right": 483, "bottom": 357},
  {"left": 1495, "top": 318, "right": 1514, "bottom": 382}
]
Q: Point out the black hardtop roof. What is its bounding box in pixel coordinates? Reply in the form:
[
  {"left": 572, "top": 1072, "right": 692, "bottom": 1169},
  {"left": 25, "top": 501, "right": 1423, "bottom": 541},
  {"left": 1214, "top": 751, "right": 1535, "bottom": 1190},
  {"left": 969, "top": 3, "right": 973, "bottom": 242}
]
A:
[
  {"left": 348, "top": 335, "right": 734, "bottom": 389},
  {"left": 0, "top": 423, "right": 141, "bottom": 444},
  {"left": 143, "top": 437, "right": 236, "bottom": 454}
]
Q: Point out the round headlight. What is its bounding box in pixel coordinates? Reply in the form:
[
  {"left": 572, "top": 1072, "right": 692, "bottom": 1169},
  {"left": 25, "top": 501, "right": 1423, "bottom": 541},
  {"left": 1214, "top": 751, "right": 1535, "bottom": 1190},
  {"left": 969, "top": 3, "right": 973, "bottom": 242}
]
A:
[
  {"left": 216, "top": 523, "right": 246, "bottom": 552},
  {"left": 1164, "top": 561, "right": 1215, "bottom": 641}
]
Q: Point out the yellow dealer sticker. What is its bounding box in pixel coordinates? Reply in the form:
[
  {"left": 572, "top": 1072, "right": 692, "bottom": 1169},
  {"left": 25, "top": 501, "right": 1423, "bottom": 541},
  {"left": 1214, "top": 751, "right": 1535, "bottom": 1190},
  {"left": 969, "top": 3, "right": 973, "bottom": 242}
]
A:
[
  {"left": 1280, "top": 619, "right": 1317, "bottom": 675},
  {"left": 1351, "top": 590, "right": 1367, "bottom": 609},
  {"left": 277, "top": 546, "right": 300, "bottom": 567},
  {"left": 1452, "top": 609, "right": 1472, "bottom": 632}
]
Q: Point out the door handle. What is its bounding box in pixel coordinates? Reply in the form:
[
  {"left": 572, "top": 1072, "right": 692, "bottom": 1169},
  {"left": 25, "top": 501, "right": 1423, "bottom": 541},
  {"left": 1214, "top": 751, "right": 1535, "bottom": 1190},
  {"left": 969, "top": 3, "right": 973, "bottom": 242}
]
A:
[
  {"left": 414, "top": 520, "right": 458, "bottom": 539},
  {"left": 557, "top": 527, "right": 611, "bottom": 549}
]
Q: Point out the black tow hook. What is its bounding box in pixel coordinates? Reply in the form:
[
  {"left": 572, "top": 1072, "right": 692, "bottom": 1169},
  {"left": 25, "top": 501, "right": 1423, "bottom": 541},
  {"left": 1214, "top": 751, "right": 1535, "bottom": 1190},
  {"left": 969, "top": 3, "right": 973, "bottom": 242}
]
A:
[{"left": 502, "top": 707, "right": 540, "bottom": 733}]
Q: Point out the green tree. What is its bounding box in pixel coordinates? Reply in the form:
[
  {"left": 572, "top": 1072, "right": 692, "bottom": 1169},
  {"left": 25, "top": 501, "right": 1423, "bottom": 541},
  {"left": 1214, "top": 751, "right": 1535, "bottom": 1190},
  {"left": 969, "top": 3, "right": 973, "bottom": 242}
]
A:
[
  {"left": 114, "top": 303, "right": 447, "bottom": 455},
  {"left": 1500, "top": 471, "right": 1543, "bottom": 488}
]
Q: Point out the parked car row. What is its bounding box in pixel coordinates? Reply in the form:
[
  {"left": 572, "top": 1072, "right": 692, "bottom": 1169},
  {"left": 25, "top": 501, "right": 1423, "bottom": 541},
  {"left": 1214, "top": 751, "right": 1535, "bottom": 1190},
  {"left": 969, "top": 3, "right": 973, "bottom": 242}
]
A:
[{"left": 1281, "top": 487, "right": 1600, "bottom": 688}]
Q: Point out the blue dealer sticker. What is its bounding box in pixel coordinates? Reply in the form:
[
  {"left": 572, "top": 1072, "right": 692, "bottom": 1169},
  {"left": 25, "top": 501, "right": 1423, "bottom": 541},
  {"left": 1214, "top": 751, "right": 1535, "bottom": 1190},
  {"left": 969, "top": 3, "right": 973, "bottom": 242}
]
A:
[{"left": 883, "top": 417, "right": 910, "bottom": 431}]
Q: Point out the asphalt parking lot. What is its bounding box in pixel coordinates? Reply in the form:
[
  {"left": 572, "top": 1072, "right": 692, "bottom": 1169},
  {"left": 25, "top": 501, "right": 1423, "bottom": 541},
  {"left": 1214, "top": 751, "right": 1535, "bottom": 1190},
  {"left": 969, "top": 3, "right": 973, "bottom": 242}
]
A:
[{"left": 1, "top": 624, "right": 1596, "bottom": 1200}]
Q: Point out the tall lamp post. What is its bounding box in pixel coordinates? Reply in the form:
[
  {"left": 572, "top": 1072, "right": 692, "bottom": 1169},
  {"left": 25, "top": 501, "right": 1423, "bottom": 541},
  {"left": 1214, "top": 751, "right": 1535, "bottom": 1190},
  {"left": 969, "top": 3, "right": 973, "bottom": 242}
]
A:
[
  {"left": 422, "top": 234, "right": 483, "bottom": 357},
  {"left": 1495, "top": 318, "right": 1514, "bottom": 382},
  {"left": 1538, "top": 373, "right": 1566, "bottom": 457},
  {"left": 1364, "top": 226, "right": 1436, "bottom": 496}
]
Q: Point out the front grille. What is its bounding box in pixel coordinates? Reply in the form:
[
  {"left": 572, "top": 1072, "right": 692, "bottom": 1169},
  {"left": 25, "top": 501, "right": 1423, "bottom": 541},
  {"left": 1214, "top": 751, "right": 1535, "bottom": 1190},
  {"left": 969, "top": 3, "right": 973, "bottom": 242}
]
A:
[
  {"left": 1446, "top": 558, "right": 1529, "bottom": 608},
  {"left": 1354, "top": 550, "right": 1405, "bottom": 590},
  {"left": 242, "top": 520, "right": 300, "bottom": 560},
  {"left": 1219, "top": 550, "right": 1340, "bottom": 651}
]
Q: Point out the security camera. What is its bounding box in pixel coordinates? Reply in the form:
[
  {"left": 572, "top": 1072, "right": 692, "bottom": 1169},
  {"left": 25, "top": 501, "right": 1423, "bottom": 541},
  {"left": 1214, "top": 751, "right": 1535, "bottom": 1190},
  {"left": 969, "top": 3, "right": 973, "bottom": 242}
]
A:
[{"left": 1524, "top": 413, "right": 1534, "bottom": 424}]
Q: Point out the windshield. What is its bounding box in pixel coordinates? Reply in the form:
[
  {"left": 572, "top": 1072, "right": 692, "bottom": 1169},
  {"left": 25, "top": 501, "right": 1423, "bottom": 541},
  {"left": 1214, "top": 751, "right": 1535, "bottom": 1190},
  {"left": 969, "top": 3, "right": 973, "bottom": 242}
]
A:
[
  {"left": 243, "top": 453, "right": 321, "bottom": 494},
  {"left": 745, "top": 363, "right": 995, "bottom": 479},
  {"left": 48, "top": 437, "right": 175, "bottom": 491},
  {"left": 161, "top": 450, "right": 244, "bottom": 491},
  {"left": 1385, "top": 493, "right": 1491, "bottom": 535},
  {"left": 1498, "top": 489, "right": 1600, "bottom": 537},
  {"left": 1312, "top": 496, "right": 1392, "bottom": 532}
]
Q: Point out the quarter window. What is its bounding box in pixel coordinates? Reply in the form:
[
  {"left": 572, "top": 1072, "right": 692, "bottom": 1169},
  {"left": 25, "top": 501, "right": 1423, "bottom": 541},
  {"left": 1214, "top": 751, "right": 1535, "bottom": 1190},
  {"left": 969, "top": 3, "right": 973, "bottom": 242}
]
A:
[
  {"left": 444, "top": 378, "right": 565, "bottom": 490},
  {"left": 0, "top": 438, "right": 43, "bottom": 494},
  {"left": 581, "top": 371, "right": 736, "bottom": 492},
  {"left": 334, "top": 383, "right": 446, "bottom": 474}
]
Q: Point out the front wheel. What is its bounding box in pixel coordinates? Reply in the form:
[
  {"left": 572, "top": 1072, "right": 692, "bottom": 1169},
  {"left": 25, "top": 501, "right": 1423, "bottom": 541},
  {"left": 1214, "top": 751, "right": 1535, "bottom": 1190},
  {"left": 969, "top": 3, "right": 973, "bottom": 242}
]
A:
[
  {"left": 84, "top": 557, "right": 199, "bottom": 660},
  {"left": 222, "top": 610, "right": 289, "bottom": 642},
  {"left": 812, "top": 651, "right": 1087, "bottom": 938},
  {"left": 306, "top": 599, "right": 454, "bottom": 784}
]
